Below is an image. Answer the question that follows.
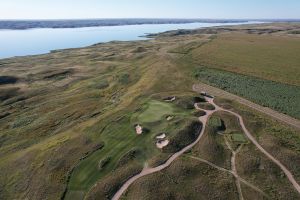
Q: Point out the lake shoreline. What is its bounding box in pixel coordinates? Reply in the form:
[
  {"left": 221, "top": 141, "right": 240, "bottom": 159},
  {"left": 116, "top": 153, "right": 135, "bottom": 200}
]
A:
[
  {"left": 0, "top": 19, "right": 251, "bottom": 30},
  {"left": 0, "top": 22, "right": 260, "bottom": 60}
]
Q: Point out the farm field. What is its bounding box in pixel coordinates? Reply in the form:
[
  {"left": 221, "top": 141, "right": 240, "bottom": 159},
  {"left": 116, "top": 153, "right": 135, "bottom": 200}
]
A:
[
  {"left": 193, "top": 67, "right": 300, "bottom": 119},
  {"left": 0, "top": 23, "right": 300, "bottom": 200},
  {"left": 190, "top": 33, "right": 300, "bottom": 86}
]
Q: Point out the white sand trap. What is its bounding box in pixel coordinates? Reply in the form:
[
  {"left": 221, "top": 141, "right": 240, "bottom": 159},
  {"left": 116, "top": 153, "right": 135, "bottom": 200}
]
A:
[
  {"left": 156, "top": 140, "right": 169, "bottom": 149},
  {"left": 164, "top": 96, "right": 176, "bottom": 102},
  {"left": 135, "top": 125, "right": 143, "bottom": 135},
  {"left": 156, "top": 133, "right": 166, "bottom": 139},
  {"left": 166, "top": 116, "right": 174, "bottom": 121}
]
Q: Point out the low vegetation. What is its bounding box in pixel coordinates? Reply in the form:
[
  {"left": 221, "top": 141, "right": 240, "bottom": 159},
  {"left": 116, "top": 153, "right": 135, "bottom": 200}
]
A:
[
  {"left": 193, "top": 67, "right": 300, "bottom": 119},
  {"left": 163, "top": 120, "right": 202, "bottom": 153},
  {"left": 193, "top": 110, "right": 206, "bottom": 117},
  {"left": 190, "top": 33, "right": 300, "bottom": 86},
  {"left": 1, "top": 23, "right": 300, "bottom": 200},
  {"left": 197, "top": 102, "right": 216, "bottom": 111}
]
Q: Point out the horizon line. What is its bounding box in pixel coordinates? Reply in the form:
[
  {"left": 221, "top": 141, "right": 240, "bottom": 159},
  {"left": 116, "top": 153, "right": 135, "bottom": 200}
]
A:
[{"left": 1, "top": 18, "right": 300, "bottom": 21}]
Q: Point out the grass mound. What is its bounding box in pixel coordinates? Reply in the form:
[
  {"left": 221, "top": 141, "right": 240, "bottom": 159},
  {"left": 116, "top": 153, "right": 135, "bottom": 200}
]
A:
[
  {"left": 230, "top": 133, "right": 247, "bottom": 143},
  {"left": 164, "top": 120, "right": 202, "bottom": 153},
  {"left": 208, "top": 116, "right": 225, "bottom": 131},
  {"left": 192, "top": 114, "right": 231, "bottom": 169},
  {"left": 174, "top": 96, "right": 195, "bottom": 109},
  {"left": 197, "top": 102, "right": 215, "bottom": 111},
  {"left": 193, "top": 110, "right": 206, "bottom": 117},
  {"left": 98, "top": 157, "right": 111, "bottom": 170}
]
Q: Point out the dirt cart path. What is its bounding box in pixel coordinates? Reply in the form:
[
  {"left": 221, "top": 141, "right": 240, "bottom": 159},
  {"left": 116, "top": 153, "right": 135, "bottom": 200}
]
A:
[
  {"left": 193, "top": 83, "right": 300, "bottom": 130},
  {"left": 111, "top": 95, "right": 300, "bottom": 200},
  {"left": 111, "top": 99, "right": 214, "bottom": 200}
]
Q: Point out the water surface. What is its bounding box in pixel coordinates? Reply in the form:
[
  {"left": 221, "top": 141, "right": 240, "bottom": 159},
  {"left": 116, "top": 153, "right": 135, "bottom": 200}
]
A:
[{"left": 0, "top": 22, "right": 257, "bottom": 59}]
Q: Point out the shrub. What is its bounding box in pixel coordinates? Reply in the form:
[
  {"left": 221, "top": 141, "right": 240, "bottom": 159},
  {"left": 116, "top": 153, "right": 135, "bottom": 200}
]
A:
[
  {"left": 197, "top": 102, "right": 215, "bottom": 110},
  {"left": 193, "top": 96, "right": 206, "bottom": 103},
  {"left": 118, "top": 73, "right": 130, "bottom": 85},
  {"left": 193, "top": 110, "right": 206, "bottom": 117},
  {"left": 208, "top": 116, "right": 225, "bottom": 131},
  {"left": 92, "top": 80, "right": 109, "bottom": 90},
  {"left": 174, "top": 96, "right": 195, "bottom": 109}
]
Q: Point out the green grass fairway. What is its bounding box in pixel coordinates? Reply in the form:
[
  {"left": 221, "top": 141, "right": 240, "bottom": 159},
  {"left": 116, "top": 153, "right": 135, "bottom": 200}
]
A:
[
  {"left": 137, "top": 100, "right": 175, "bottom": 123},
  {"left": 66, "top": 99, "right": 194, "bottom": 199},
  {"left": 66, "top": 115, "right": 161, "bottom": 195}
]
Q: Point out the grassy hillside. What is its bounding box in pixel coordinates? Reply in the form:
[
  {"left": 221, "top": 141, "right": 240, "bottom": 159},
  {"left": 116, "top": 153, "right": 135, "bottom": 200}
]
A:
[{"left": 190, "top": 33, "right": 300, "bottom": 86}]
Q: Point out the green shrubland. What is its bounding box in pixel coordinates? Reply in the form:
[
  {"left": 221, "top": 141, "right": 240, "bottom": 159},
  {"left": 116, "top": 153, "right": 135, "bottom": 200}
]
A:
[{"left": 194, "top": 67, "right": 300, "bottom": 119}]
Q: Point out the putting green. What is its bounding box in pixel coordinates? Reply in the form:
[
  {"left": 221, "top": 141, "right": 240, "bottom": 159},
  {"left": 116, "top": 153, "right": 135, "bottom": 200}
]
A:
[{"left": 137, "top": 100, "right": 175, "bottom": 123}]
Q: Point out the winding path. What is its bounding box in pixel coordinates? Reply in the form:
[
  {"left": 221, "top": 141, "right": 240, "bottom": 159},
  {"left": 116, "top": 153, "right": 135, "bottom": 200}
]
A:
[
  {"left": 111, "top": 97, "right": 300, "bottom": 200},
  {"left": 220, "top": 107, "right": 300, "bottom": 194},
  {"left": 193, "top": 83, "right": 300, "bottom": 130},
  {"left": 188, "top": 155, "right": 267, "bottom": 197},
  {"left": 224, "top": 137, "right": 244, "bottom": 200},
  {"left": 111, "top": 99, "right": 214, "bottom": 200}
]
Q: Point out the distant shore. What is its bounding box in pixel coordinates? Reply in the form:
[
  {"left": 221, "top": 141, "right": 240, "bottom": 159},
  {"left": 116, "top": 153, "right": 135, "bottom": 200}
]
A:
[{"left": 0, "top": 18, "right": 276, "bottom": 30}]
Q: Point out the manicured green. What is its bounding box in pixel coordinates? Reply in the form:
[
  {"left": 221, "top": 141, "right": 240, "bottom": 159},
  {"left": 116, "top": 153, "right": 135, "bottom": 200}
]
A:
[{"left": 137, "top": 100, "right": 175, "bottom": 123}]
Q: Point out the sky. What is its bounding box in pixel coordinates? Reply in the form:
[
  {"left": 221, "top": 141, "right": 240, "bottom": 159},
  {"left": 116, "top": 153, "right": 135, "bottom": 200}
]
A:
[{"left": 0, "top": 0, "right": 299, "bottom": 20}]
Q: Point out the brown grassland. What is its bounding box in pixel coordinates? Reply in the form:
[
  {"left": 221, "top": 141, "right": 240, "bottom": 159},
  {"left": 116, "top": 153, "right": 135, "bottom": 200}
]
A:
[{"left": 0, "top": 23, "right": 299, "bottom": 200}]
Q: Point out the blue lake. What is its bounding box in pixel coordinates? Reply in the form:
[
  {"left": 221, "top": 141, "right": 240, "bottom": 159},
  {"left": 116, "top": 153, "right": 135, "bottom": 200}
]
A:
[{"left": 0, "top": 22, "right": 257, "bottom": 59}]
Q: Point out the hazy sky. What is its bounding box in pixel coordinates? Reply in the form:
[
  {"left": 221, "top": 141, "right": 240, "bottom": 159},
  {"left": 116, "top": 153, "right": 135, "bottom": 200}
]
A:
[{"left": 0, "top": 0, "right": 299, "bottom": 20}]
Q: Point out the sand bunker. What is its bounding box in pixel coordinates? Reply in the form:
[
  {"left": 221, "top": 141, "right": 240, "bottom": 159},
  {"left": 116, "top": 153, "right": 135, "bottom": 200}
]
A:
[
  {"left": 166, "top": 115, "right": 174, "bottom": 121},
  {"left": 135, "top": 124, "right": 143, "bottom": 135},
  {"left": 156, "top": 139, "right": 169, "bottom": 149},
  {"left": 156, "top": 133, "right": 166, "bottom": 139},
  {"left": 164, "top": 96, "right": 176, "bottom": 102}
]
